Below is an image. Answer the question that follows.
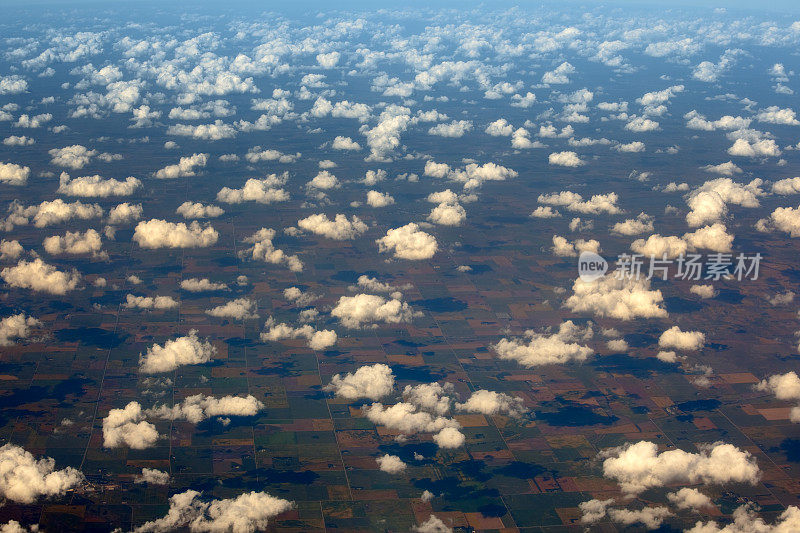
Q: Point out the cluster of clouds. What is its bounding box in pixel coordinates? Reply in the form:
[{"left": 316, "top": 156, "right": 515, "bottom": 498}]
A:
[
  {"left": 139, "top": 330, "right": 216, "bottom": 373},
  {"left": 324, "top": 363, "right": 527, "bottom": 451}
]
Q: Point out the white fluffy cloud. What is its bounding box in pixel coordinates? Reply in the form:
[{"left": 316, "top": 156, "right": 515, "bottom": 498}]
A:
[
  {"left": 376, "top": 223, "right": 437, "bottom": 260},
  {"left": 600, "top": 440, "right": 760, "bottom": 495},
  {"left": 57, "top": 173, "right": 141, "bottom": 197},
  {"left": 217, "top": 174, "right": 289, "bottom": 204},
  {"left": 107, "top": 202, "right": 142, "bottom": 225},
  {"left": 331, "top": 136, "right": 361, "bottom": 150},
  {"left": 4, "top": 199, "right": 103, "bottom": 229},
  {"left": 363, "top": 402, "right": 463, "bottom": 448},
  {"left": 551, "top": 235, "right": 600, "bottom": 257},
  {"left": 180, "top": 278, "right": 228, "bottom": 292},
  {"left": 148, "top": 394, "right": 264, "bottom": 423},
  {"left": 455, "top": 390, "right": 527, "bottom": 417},
  {"left": 176, "top": 201, "right": 224, "bottom": 219},
  {"left": 102, "top": 401, "right": 159, "bottom": 449},
  {"left": 565, "top": 276, "right": 666, "bottom": 320},
  {"left": 424, "top": 160, "right": 517, "bottom": 190},
  {"left": 166, "top": 120, "right": 236, "bottom": 140},
  {"left": 428, "top": 120, "right": 473, "bottom": 138},
  {"left": 658, "top": 326, "right": 705, "bottom": 351},
  {"left": 493, "top": 321, "right": 594, "bottom": 367},
  {"left": 611, "top": 213, "right": 653, "bottom": 235},
  {"left": 324, "top": 363, "right": 395, "bottom": 401},
  {"left": 205, "top": 298, "right": 259, "bottom": 320},
  {"left": 0, "top": 444, "right": 84, "bottom": 503},
  {"left": 261, "top": 317, "right": 338, "bottom": 351},
  {"left": 376, "top": 454, "right": 406, "bottom": 474},
  {"left": 297, "top": 214, "right": 368, "bottom": 240},
  {"left": 133, "top": 219, "right": 219, "bottom": 249},
  {"left": 686, "top": 504, "right": 800, "bottom": 533},
  {"left": 153, "top": 153, "right": 208, "bottom": 179},
  {"left": 48, "top": 145, "right": 95, "bottom": 169},
  {"left": 756, "top": 205, "right": 800, "bottom": 237},
  {"left": 548, "top": 151, "right": 584, "bottom": 167},
  {"left": 538, "top": 190, "right": 621, "bottom": 214},
  {"left": 240, "top": 228, "right": 303, "bottom": 272},
  {"left": 366, "top": 190, "right": 395, "bottom": 207},
  {"left": 139, "top": 330, "right": 216, "bottom": 374},
  {"left": 43, "top": 229, "right": 105, "bottom": 259},
  {"left": 332, "top": 293, "right": 420, "bottom": 328},
  {"left": 1, "top": 258, "right": 81, "bottom": 294},
  {"left": 0, "top": 162, "right": 30, "bottom": 185},
  {"left": 135, "top": 468, "right": 169, "bottom": 485},
  {"left": 124, "top": 294, "right": 179, "bottom": 310},
  {"left": 133, "top": 490, "right": 292, "bottom": 533},
  {"left": 0, "top": 314, "right": 40, "bottom": 346}
]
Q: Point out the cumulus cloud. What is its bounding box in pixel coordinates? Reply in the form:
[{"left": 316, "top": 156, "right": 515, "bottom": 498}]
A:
[
  {"left": 48, "top": 145, "right": 96, "bottom": 169},
  {"left": 0, "top": 313, "right": 40, "bottom": 346},
  {"left": 324, "top": 363, "right": 395, "bottom": 401},
  {"left": 1, "top": 258, "right": 81, "bottom": 294},
  {"left": 625, "top": 117, "right": 660, "bottom": 132},
  {"left": 427, "top": 192, "right": 466, "bottom": 226},
  {"left": 153, "top": 153, "right": 208, "bottom": 179},
  {"left": 363, "top": 402, "right": 463, "bottom": 448},
  {"left": 685, "top": 178, "right": 763, "bottom": 227},
  {"left": 551, "top": 235, "right": 600, "bottom": 257},
  {"left": 331, "top": 136, "right": 361, "bottom": 150},
  {"left": 690, "top": 284, "right": 716, "bottom": 299},
  {"left": 3, "top": 199, "right": 103, "bottom": 229},
  {"left": 57, "top": 173, "right": 140, "bottom": 197},
  {"left": 756, "top": 205, "right": 800, "bottom": 237},
  {"left": 493, "top": 320, "right": 594, "bottom": 367},
  {"left": 217, "top": 174, "right": 289, "bottom": 204},
  {"left": 306, "top": 170, "right": 340, "bottom": 191},
  {"left": 376, "top": 223, "right": 437, "bottom": 260},
  {"left": 455, "top": 390, "right": 527, "bottom": 417},
  {"left": 133, "top": 219, "right": 218, "bottom": 249},
  {"left": 139, "top": 330, "right": 216, "bottom": 374},
  {"left": 180, "top": 278, "right": 228, "bottom": 292},
  {"left": 658, "top": 326, "right": 705, "bottom": 351},
  {"left": 332, "top": 293, "right": 420, "bottom": 328},
  {"left": 43, "top": 229, "right": 105, "bottom": 259},
  {"left": 772, "top": 177, "right": 800, "bottom": 195},
  {"left": 366, "top": 190, "right": 395, "bottom": 207},
  {"left": 166, "top": 120, "right": 236, "bottom": 140},
  {"left": 0, "top": 239, "right": 22, "bottom": 261},
  {"left": 135, "top": 468, "right": 169, "bottom": 485},
  {"left": 600, "top": 440, "right": 759, "bottom": 496},
  {"left": 667, "top": 487, "right": 713, "bottom": 510},
  {"left": 611, "top": 213, "right": 653, "bottom": 235},
  {"left": 176, "top": 201, "right": 224, "bottom": 219},
  {"left": 0, "top": 444, "right": 84, "bottom": 503},
  {"left": 133, "top": 490, "right": 292, "bottom": 533},
  {"left": 102, "top": 401, "right": 159, "bottom": 449},
  {"left": 261, "top": 317, "right": 337, "bottom": 351},
  {"left": 530, "top": 206, "right": 560, "bottom": 218},
  {"left": 148, "top": 394, "right": 264, "bottom": 423},
  {"left": 376, "top": 454, "right": 406, "bottom": 474},
  {"left": 424, "top": 160, "right": 517, "bottom": 190},
  {"left": 548, "top": 151, "right": 584, "bottom": 167},
  {"left": 124, "top": 294, "right": 179, "bottom": 310},
  {"left": 565, "top": 275, "right": 666, "bottom": 320},
  {"left": 240, "top": 228, "right": 302, "bottom": 272},
  {"left": 538, "top": 190, "right": 622, "bottom": 214},
  {"left": 728, "top": 138, "right": 781, "bottom": 158},
  {"left": 205, "top": 298, "right": 258, "bottom": 320},
  {"left": 428, "top": 120, "right": 473, "bottom": 138},
  {"left": 0, "top": 162, "right": 30, "bottom": 185},
  {"left": 686, "top": 504, "right": 800, "bottom": 533},
  {"left": 756, "top": 106, "right": 800, "bottom": 126},
  {"left": 297, "top": 214, "right": 368, "bottom": 240},
  {"left": 107, "top": 202, "right": 142, "bottom": 225}
]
